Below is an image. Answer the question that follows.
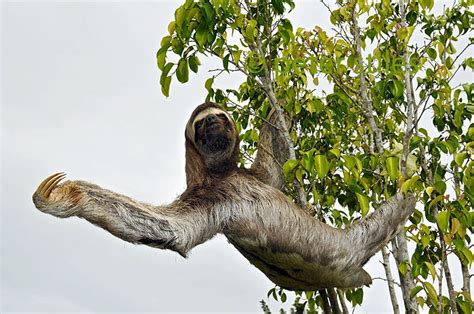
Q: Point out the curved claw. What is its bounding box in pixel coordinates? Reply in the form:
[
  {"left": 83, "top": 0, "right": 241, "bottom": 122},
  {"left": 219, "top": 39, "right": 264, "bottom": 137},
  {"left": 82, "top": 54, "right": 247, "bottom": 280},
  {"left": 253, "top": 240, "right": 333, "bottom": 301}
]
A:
[{"left": 36, "top": 172, "right": 66, "bottom": 199}]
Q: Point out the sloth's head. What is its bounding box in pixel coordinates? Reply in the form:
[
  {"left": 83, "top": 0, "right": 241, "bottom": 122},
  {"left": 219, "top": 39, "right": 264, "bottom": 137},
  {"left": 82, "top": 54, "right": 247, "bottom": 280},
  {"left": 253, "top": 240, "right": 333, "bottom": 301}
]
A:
[{"left": 185, "top": 102, "right": 240, "bottom": 186}]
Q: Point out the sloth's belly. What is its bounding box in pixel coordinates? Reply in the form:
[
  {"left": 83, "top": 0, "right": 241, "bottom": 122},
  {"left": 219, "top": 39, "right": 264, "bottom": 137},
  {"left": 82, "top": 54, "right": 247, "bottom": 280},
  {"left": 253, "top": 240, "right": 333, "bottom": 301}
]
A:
[{"left": 226, "top": 236, "right": 371, "bottom": 290}]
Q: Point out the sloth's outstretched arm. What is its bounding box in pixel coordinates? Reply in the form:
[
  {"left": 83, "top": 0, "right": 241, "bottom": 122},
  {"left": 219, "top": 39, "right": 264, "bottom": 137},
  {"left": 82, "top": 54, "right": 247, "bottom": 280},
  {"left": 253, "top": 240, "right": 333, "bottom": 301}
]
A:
[
  {"left": 32, "top": 173, "right": 219, "bottom": 256},
  {"left": 345, "top": 192, "right": 416, "bottom": 266}
]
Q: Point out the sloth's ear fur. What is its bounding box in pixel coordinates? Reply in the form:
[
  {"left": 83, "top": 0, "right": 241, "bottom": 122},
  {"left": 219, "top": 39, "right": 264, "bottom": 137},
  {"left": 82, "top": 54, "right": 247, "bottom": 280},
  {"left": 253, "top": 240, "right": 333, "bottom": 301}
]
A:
[{"left": 184, "top": 102, "right": 240, "bottom": 187}]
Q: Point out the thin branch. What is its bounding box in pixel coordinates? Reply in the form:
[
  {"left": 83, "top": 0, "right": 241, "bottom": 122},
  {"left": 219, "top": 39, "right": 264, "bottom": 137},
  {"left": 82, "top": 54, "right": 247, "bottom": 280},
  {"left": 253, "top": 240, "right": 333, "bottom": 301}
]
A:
[
  {"left": 438, "top": 260, "right": 444, "bottom": 314},
  {"left": 372, "top": 276, "right": 402, "bottom": 288},
  {"left": 350, "top": 2, "right": 419, "bottom": 312},
  {"left": 440, "top": 231, "right": 459, "bottom": 313},
  {"left": 224, "top": 93, "right": 285, "bottom": 132},
  {"left": 399, "top": 0, "right": 416, "bottom": 178},
  {"left": 337, "top": 289, "right": 349, "bottom": 314},
  {"left": 252, "top": 6, "right": 309, "bottom": 211},
  {"left": 319, "top": 289, "right": 332, "bottom": 314},
  {"left": 350, "top": 2, "right": 383, "bottom": 154},
  {"left": 461, "top": 262, "right": 471, "bottom": 296},
  {"left": 449, "top": 42, "right": 473, "bottom": 72},
  {"left": 381, "top": 247, "right": 401, "bottom": 313},
  {"left": 391, "top": 235, "right": 417, "bottom": 313},
  {"left": 328, "top": 288, "right": 342, "bottom": 314}
]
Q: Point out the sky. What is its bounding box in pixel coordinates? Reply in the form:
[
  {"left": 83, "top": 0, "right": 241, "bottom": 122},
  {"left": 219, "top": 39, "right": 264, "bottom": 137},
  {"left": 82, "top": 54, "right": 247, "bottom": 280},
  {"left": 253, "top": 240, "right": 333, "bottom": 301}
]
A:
[{"left": 1, "top": 1, "right": 467, "bottom": 313}]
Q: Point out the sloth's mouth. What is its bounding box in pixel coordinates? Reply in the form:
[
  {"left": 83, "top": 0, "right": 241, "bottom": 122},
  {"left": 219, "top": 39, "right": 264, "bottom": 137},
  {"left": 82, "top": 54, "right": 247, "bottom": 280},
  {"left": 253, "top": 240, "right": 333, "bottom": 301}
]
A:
[
  {"left": 201, "top": 133, "right": 231, "bottom": 153},
  {"left": 205, "top": 121, "right": 221, "bottom": 130}
]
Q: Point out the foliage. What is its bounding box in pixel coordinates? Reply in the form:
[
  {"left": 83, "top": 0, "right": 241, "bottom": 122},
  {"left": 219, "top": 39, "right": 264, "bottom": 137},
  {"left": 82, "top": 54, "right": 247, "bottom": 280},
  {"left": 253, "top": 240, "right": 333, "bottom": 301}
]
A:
[{"left": 158, "top": 0, "right": 473, "bottom": 312}]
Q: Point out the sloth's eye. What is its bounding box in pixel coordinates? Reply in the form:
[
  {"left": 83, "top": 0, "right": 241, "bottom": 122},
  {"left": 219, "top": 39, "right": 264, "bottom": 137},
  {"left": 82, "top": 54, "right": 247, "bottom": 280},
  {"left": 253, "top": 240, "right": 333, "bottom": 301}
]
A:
[{"left": 195, "top": 120, "right": 203, "bottom": 130}]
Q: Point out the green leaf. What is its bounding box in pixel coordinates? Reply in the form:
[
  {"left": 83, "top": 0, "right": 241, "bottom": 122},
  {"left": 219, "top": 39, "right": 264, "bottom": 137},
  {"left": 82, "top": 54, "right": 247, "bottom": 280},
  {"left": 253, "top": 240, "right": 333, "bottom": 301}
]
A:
[
  {"left": 427, "top": 47, "right": 437, "bottom": 59},
  {"left": 457, "top": 299, "right": 472, "bottom": 314},
  {"left": 161, "top": 62, "right": 174, "bottom": 79},
  {"left": 195, "top": 26, "right": 208, "bottom": 48},
  {"left": 201, "top": 2, "right": 215, "bottom": 23},
  {"left": 424, "top": 261, "right": 437, "bottom": 280},
  {"left": 156, "top": 47, "right": 168, "bottom": 71},
  {"left": 425, "top": 186, "right": 434, "bottom": 197},
  {"left": 420, "top": 0, "right": 434, "bottom": 10},
  {"left": 223, "top": 54, "right": 230, "bottom": 71},
  {"left": 245, "top": 19, "right": 257, "bottom": 41},
  {"left": 406, "top": 154, "right": 417, "bottom": 176},
  {"left": 167, "top": 21, "right": 175, "bottom": 35},
  {"left": 423, "top": 282, "right": 438, "bottom": 305},
  {"left": 302, "top": 151, "right": 314, "bottom": 172},
  {"left": 455, "top": 152, "right": 468, "bottom": 166},
  {"left": 389, "top": 80, "right": 404, "bottom": 99},
  {"left": 314, "top": 154, "right": 329, "bottom": 179},
  {"left": 329, "top": 148, "right": 340, "bottom": 158},
  {"left": 386, "top": 156, "right": 399, "bottom": 181},
  {"left": 428, "top": 195, "right": 444, "bottom": 209},
  {"left": 454, "top": 104, "right": 464, "bottom": 128},
  {"left": 283, "top": 160, "right": 299, "bottom": 176},
  {"left": 267, "top": 288, "right": 275, "bottom": 299},
  {"left": 161, "top": 76, "right": 171, "bottom": 97},
  {"left": 352, "top": 288, "right": 363, "bottom": 305},
  {"left": 410, "top": 286, "right": 423, "bottom": 298},
  {"left": 343, "top": 155, "right": 356, "bottom": 171},
  {"left": 307, "top": 98, "right": 324, "bottom": 113},
  {"left": 189, "top": 55, "right": 200, "bottom": 73},
  {"left": 421, "top": 234, "right": 430, "bottom": 248},
  {"left": 251, "top": 129, "right": 259, "bottom": 142},
  {"left": 205, "top": 77, "right": 214, "bottom": 91},
  {"left": 401, "top": 175, "right": 420, "bottom": 193},
  {"left": 271, "top": 0, "right": 285, "bottom": 14},
  {"left": 433, "top": 180, "right": 447, "bottom": 194},
  {"left": 295, "top": 169, "right": 304, "bottom": 184},
  {"left": 176, "top": 58, "right": 189, "bottom": 83},
  {"left": 436, "top": 211, "right": 450, "bottom": 232},
  {"left": 161, "top": 35, "right": 171, "bottom": 47},
  {"left": 356, "top": 193, "right": 370, "bottom": 216},
  {"left": 175, "top": 6, "right": 186, "bottom": 29}
]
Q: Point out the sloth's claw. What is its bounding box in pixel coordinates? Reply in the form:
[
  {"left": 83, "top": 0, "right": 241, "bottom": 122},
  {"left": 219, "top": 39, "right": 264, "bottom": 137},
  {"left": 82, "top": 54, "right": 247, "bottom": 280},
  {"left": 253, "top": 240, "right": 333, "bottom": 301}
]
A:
[
  {"left": 36, "top": 172, "right": 66, "bottom": 199},
  {"left": 37, "top": 172, "right": 60, "bottom": 192}
]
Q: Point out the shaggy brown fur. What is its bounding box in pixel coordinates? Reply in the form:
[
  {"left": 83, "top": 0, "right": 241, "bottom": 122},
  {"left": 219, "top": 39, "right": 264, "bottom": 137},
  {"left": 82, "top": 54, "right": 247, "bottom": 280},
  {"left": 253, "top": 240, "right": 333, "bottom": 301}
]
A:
[{"left": 32, "top": 102, "right": 415, "bottom": 290}]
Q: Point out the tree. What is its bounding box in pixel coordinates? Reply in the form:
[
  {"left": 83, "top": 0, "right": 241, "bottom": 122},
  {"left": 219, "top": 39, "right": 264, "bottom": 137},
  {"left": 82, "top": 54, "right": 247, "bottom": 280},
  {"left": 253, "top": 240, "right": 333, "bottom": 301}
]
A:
[{"left": 157, "top": 0, "right": 473, "bottom": 312}]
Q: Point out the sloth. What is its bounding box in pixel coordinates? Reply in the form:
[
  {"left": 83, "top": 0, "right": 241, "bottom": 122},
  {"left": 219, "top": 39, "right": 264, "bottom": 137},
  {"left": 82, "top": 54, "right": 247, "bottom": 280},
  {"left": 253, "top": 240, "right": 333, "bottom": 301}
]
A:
[{"left": 33, "top": 102, "right": 415, "bottom": 291}]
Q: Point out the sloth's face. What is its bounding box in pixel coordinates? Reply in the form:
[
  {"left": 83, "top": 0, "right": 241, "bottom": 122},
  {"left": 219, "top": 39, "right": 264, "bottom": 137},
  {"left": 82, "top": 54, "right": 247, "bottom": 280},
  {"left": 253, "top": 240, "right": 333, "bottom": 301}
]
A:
[{"left": 193, "top": 109, "right": 234, "bottom": 157}]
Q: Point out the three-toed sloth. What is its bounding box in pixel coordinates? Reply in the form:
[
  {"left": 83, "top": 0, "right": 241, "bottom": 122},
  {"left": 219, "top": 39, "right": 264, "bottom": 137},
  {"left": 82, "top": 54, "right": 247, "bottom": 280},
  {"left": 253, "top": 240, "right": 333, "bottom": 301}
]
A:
[{"left": 33, "top": 102, "right": 415, "bottom": 291}]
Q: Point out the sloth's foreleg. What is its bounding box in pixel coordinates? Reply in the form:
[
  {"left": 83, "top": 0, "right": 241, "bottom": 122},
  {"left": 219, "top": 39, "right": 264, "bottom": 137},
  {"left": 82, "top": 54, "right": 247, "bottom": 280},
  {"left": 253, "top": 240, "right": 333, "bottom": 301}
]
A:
[
  {"left": 345, "top": 192, "right": 415, "bottom": 267},
  {"left": 32, "top": 173, "right": 219, "bottom": 257}
]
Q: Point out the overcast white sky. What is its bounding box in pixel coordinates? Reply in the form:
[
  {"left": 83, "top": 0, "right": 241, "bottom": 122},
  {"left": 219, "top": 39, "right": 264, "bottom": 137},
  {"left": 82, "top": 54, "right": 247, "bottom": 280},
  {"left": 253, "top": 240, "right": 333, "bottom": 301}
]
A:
[{"left": 1, "top": 1, "right": 468, "bottom": 313}]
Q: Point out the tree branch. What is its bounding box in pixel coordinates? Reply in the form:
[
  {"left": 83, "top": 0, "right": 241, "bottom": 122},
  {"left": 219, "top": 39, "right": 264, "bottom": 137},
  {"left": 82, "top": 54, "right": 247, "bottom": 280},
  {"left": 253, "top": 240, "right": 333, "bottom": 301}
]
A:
[
  {"left": 327, "top": 288, "right": 342, "bottom": 314},
  {"left": 382, "top": 247, "right": 401, "bottom": 313},
  {"left": 319, "top": 289, "right": 332, "bottom": 314},
  {"left": 350, "top": 4, "right": 384, "bottom": 154},
  {"left": 337, "top": 289, "right": 349, "bottom": 314},
  {"left": 350, "top": 2, "right": 416, "bottom": 312},
  {"left": 253, "top": 7, "right": 309, "bottom": 210},
  {"left": 461, "top": 262, "right": 471, "bottom": 297},
  {"left": 399, "top": 0, "right": 416, "bottom": 178}
]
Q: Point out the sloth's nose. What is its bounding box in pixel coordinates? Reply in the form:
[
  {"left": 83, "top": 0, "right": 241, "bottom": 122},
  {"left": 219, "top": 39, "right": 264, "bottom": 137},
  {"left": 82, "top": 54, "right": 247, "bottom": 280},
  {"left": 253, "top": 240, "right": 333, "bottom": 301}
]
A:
[{"left": 205, "top": 114, "right": 218, "bottom": 124}]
